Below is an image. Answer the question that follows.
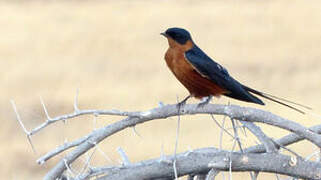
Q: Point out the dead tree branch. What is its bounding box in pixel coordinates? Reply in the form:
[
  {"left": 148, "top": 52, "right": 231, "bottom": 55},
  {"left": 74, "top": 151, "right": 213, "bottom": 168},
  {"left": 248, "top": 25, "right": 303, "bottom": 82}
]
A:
[
  {"left": 91, "top": 148, "right": 321, "bottom": 180},
  {"left": 12, "top": 99, "right": 321, "bottom": 180},
  {"left": 240, "top": 121, "right": 277, "bottom": 153}
]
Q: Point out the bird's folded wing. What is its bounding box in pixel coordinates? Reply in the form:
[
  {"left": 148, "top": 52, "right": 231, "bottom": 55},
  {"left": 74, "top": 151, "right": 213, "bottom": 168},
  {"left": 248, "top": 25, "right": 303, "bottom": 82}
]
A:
[
  {"left": 184, "top": 45, "right": 264, "bottom": 105},
  {"left": 184, "top": 45, "right": 233, "bottom": 90}
]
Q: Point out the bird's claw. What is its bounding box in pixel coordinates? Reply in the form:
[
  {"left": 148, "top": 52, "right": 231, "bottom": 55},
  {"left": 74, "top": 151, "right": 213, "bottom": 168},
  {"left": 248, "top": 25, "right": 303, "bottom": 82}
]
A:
[
  {"left": 176, "top": 95, "right": 191, "bottom": 111},
  {"left": 177, "top": 101, "right": 186, "bottom": 109},
  {"left": 197, "top": 101, "right": 208, "bottom": 108},
  {"left": 197, "top": 96, "right": 213, "bottom": 108}
]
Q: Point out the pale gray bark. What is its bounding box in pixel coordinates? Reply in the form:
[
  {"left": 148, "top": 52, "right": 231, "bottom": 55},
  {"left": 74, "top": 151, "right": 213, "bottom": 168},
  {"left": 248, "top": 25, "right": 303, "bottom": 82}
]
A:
[
  {"left": 13, "top": 101, "right": 320, "bottom": 180},
  {"left": 93, "top": 148, "right": 321, "bottom": 180}
]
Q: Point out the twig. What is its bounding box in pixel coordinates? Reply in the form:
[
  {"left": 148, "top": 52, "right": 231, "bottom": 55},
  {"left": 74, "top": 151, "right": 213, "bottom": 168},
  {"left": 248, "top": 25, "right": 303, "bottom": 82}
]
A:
[
  {"left": 240, "top": 121, "right": 277, "bottom": 153},
  {"left": 93, "top": 148, "right": 321, "bottom": 180},
  {"left": 11, "top": 100, "right": 29, "bottom": 134},
  {"left": 274, "top": 142, "right": 303, "bottom": 159},
  {"left": 78, "top": 146, "right": 97, "bottom": 176},
  {"left": 229, "top": 138, "right": 237, "bottom": 180},
  {"left": 244, "top": 124, "right": 321, "bottom": 153},
  {"left": 173, "top": 96, "right": 182, "bottom": 180},
  {"left": 37, "top": 135, "right": 90, "bottom": 164},
  {"left": 239, "top": 121, "right": 273, "bottom": 179},
  {"left": 11, "top": 100, "right": 37, "bottom": 153},
  {"left": 42, "top": 103, "right": 321, "bottom": 179},
  {"left": 210, "top": 114, "right": 234, "bottom": 138},
  {"left": 218, "top": 115, "right": 226, "bottom": 180},
  {"left": 64, "top": 158, "right": 77, "bottom": 177},
  {"left": 74, "top": 88, "right": 80, "bottom": 112},
  {"left": 231, "top": 118, "right": 243, "bottom": 153},
  {"left": 132, "top": 126, "right": 142, "bottom": 138},
  {"left": 117, "top": 147, "right": 131, "bottom": 166},
  {"left": 96, "top": 145, "right": 114, "bottom": 163},
  {"left": 205, "top": 168, "right": 220, "bottom": 180},
  {"left": 40, "top": 96, "right": 51, "bottom": 120}
]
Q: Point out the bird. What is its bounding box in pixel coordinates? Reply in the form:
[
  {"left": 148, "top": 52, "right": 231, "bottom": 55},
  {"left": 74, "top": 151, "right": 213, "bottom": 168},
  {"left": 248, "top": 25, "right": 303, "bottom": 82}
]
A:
[{"left": 161, "top": 27, "right": 310, "bottom": 114}]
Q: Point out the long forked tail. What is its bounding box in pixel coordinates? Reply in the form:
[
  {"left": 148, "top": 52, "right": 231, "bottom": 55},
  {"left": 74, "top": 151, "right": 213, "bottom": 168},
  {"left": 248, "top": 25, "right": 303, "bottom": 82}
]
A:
[{"left": 241, "top": 85, "right": 312, "bottom": 114}]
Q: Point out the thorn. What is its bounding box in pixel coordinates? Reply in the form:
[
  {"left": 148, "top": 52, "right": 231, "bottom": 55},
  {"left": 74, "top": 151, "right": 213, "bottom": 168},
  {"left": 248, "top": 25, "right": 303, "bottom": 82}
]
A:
[
  {"left": 117, "top": 147, "right": 131, "bottom": 166},
  {"left": 96, "top": 145, "right": 114, "bottom": 163},
  {"left": 74, "top": 88, "right": 80, "bottom": 112},
  {"left": 79, "top": 145, "right": 97, "bottom": 175},
  {"left": 27, "top": 135, "right": 37, "bottom": 154},
  {"left": 132, "top": 126, "right": 142, "bottom": 138},
  {"left": 11, "top": 100, "right": 29, "bottom": 134},
  {"left": 173, "top": 159, "right": 178, "bottom": 180},
  {"left": 63, "top": 158, "right": 76, "bottom": 177},
  {"left": 11, "top": 100, "right": 37, "bottom": 153},
  {"left": 62, "top": 118, "right": 67, "bottom": 124},
  {"left": 40, "top": 96, "right": 51, "bottom": 120},
  {"left": 210, "top": 114, "right": 234, "bottom": 138}
]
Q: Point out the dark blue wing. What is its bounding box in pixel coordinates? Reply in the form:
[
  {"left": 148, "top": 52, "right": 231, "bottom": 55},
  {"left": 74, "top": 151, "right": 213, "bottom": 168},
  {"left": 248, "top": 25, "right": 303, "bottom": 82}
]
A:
[{"left": 185, "top": 45, "right": 264, "bottom": 105}]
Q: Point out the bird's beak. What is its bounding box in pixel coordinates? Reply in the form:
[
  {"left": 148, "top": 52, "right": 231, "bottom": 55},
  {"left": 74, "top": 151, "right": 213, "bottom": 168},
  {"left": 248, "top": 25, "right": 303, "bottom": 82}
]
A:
[{"left": 160, "top": 32, "right": 167, "bottom": 37}]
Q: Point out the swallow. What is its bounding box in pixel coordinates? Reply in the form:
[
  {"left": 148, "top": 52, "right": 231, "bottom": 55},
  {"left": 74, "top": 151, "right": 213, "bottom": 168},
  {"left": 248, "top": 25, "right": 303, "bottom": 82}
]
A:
[{"left": 161, "top": 27, "right": 310, "bottom": 114}]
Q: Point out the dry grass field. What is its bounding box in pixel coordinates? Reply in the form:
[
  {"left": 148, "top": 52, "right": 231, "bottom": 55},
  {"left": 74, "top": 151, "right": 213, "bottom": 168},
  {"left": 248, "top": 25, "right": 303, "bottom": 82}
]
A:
[{"left": 1, "top": 0, "right": 321, "bottom": 179}]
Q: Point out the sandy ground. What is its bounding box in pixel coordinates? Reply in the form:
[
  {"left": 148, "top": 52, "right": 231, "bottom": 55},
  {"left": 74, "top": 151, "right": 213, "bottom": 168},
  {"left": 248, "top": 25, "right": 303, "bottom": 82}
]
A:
[{"left": 1, "top": 0, "right": 321, "bottom": 179}]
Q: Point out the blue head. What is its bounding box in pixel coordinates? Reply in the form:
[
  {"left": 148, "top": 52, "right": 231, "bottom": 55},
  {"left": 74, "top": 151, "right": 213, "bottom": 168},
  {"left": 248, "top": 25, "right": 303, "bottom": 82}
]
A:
[{"left": 161, "top": 27, "right": 192, "bottom": 45}]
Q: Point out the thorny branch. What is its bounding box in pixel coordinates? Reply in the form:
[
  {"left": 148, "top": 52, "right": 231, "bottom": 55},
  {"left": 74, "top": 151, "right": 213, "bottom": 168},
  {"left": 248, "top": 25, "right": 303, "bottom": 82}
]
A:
[
  {"left": 94, "top": 148, "right": 321, "bottom": 180},
  {"left": 11, "top": 95, "right": 321, "bottom": 180}
]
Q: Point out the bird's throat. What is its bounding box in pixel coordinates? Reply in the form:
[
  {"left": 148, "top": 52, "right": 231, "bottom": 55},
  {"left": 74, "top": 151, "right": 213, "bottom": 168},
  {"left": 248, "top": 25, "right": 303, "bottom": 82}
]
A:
[{"left": 167, "top": 38, "right": 194, "bottom": 51}]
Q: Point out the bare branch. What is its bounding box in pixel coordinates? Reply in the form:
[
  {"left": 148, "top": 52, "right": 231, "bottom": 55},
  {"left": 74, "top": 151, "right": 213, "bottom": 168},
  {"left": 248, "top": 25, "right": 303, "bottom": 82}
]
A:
[
  {"left": 274, "top": 141, "right": 303, "bottom": 159},
  {"left": 251, "top": 171, "right": 259, "bottom": 180},
  {"left": 11, "top": 100, "right": 37, "bottom": 153},
  {"left": 90, "top": 148, "right": 321, "bottom": 180},
  {"left": 37, "top": 135, "right": 90, "bottom": 164},
  {"left": 11, "top": 100, "right": 29, "bottom": 135},
  {"left": 78, "top": 146, "right": 97, "bottom": 176},
  {"left": 210, "top": 114, "right": 234, "bottom": 139},
  {"left": 208, "top": 152, "right": 321, "bottom": 179},
  {"left": 244, "top": 124, "right": 321, "bottom": 153},
  {"left": 42, "top": 103, "right": 321, "bottom": 179},
  {"left": 30, "top": 108, "right": 141, "bottom": 136},
  {"left": 230, "top": 118, "right": 243, "bottom": 152},
  {"left": 240, "top": 121, "right": 277, "bottom": 153},
  {"left": 40, "top": 96, "right": 52, "bottom": 120}
]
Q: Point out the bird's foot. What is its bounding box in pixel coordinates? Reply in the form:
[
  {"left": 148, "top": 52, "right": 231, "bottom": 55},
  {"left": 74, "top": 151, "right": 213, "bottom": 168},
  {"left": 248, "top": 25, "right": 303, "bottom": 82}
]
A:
[
  {"left": 197, "top": 96, "right": 213, "bottom": 108},
  {"left": 176, "top": 95, "right": 191, "bottom": 110},
  {"left": 177, "top": 101, "right": 186, "bottom": 109}
]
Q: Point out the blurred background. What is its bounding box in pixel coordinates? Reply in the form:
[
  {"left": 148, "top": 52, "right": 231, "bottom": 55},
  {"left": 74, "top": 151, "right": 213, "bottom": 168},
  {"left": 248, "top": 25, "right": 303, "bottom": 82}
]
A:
[{"left": 1, "top": 0, "right": 321, "bottom": 179}]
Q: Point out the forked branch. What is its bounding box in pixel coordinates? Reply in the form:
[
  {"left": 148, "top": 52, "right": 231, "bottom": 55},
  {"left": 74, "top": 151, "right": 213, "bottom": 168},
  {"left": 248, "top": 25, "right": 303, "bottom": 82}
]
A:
[{"left": 12, "top": 98, "right": 321, "bottom": 180}]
